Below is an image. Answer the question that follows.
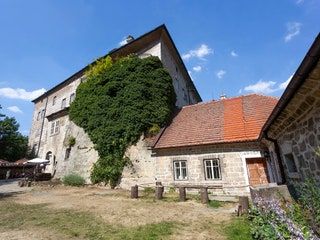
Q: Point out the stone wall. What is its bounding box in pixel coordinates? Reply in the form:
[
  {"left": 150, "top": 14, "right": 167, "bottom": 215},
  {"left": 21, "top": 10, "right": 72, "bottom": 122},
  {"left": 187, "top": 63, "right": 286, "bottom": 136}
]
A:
[
  {"left": 266, "top": 61, "right": 320, "bottom": 185},
  {"left": 153, "top": 142, "right": 267, "bottom": 196}
]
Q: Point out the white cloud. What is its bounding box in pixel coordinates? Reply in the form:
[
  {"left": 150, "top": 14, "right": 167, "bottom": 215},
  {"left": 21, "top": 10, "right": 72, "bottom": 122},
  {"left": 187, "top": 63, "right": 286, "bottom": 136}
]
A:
[
  {"left": 0, "top": 87, "right": 46, "bottom": 101},
  {"left": 279, "top": 75, "right": 293, "bottom": 90},
  {"left": 244, "top": 80, "right": 277, "bottom": 94},
  {"left": 182, "top": 44, "right": 213, "bottom": 60},
  {"left": 193, "top": 66, "right": 202, "bottom": 72},
  {"left": 7, "top": 106, "right": 23, "bottom": 114},
  {"left": 284, "top": 22, "right": 302, "bottom": 42},
  {"left": 230, "top": 50, "right": 238, "bottom": 57},
  {"left": 242, "top": 75, "right": 294, "bottom": 94},
  {"left": 216, "top": 70, "right": 226, "bottom": 79},
  {"left": 119, "top": 37, "right": 127, "bottom": 46}
]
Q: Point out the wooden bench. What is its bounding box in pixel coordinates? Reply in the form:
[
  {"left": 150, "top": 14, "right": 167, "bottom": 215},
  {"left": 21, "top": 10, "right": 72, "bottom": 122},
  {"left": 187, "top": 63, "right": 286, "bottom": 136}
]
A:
[{"left": 173, "top": 185, "right": 223, "bottom": 203}]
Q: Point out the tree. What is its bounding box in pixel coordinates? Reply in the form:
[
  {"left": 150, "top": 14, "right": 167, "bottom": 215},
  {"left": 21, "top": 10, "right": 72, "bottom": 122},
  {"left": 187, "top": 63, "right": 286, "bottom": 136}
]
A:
[{"left": 0, "top": 105, "right": 29, "bottom": 161}]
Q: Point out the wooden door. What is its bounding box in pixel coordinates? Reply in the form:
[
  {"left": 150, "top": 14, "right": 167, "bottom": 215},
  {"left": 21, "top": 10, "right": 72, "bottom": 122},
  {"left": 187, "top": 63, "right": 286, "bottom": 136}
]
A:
[{"left": 246, "top": 158, "right": 269, "bottom": 186}]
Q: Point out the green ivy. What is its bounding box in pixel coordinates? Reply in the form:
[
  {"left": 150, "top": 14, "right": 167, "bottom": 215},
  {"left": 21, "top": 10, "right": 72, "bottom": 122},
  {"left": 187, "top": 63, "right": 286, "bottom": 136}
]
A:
[{"left": 69, "top": 56, "right": 176, "bottom": 187}]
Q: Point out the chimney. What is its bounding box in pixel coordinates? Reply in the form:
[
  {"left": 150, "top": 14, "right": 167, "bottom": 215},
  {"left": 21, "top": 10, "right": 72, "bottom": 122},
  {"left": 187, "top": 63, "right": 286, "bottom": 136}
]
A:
[
  {"left": 126, "top": 35, "right": 134, "bottom": 44},
  {"left": 220, "top": 94, "right": 227, "bottom": 100}
]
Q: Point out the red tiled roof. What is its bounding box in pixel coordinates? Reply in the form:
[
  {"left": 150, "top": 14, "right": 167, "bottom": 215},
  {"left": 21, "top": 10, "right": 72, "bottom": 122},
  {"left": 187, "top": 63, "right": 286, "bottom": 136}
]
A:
[{"left": 153, "top": 94, "right": 278, "bottom": 149}]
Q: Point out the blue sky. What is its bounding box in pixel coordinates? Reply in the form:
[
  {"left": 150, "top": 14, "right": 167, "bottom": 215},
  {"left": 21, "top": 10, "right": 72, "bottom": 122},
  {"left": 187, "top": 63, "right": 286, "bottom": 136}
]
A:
[{"left": 0, "top": 0, "right": 319, "bottom": 135}]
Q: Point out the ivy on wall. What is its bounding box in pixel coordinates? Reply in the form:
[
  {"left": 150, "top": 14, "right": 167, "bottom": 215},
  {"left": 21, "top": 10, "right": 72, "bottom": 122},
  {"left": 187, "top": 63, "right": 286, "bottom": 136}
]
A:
[{"left": 69, "top": 56, "right": 176, "bottom": 187}]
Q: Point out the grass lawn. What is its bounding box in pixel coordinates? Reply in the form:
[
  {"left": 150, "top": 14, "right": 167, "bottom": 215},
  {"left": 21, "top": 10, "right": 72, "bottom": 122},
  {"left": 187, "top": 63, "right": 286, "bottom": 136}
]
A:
[
  {"left": 0, "top": 201, "right": 175, "bottom": 240},
  {"left": 0, "top": 185, "right": 251, "bottom": 239}
]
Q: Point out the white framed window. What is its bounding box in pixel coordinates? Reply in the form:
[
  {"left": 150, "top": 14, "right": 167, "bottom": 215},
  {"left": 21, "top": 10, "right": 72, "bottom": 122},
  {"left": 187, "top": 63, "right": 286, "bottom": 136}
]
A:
[
  {"left": 204, "top": 159, "right": 221, "bottom": 180},
  {"left": 50, "top": 120, "right": 60, "bottom": 135},
  {"left": 61, "top": 98, "right": 67, "bottom": 109},
  {"left": 69, "top": 93, "right": 75, "bottom": 103},
  {"left": 173, "top": 160, "right": 188, "bottom": 180}
]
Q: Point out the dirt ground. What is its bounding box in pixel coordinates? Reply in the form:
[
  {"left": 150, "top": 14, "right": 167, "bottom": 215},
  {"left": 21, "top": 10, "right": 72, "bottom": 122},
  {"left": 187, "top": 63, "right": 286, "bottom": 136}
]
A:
[{"left": 0, "top": 183, "right": 238, "bottom": 240}]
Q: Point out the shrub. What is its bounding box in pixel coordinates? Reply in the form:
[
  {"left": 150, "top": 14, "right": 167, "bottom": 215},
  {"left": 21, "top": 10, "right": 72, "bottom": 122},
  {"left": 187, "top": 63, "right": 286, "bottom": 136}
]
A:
[
  {"left": 249, "top": 194, "right": 318, "bottom": 239},
  {"left": 297, "top": 178, "right": 320, "bottom": 235},
  {"left": 63, "top": 174, "right": 85, "bottom": 187}
]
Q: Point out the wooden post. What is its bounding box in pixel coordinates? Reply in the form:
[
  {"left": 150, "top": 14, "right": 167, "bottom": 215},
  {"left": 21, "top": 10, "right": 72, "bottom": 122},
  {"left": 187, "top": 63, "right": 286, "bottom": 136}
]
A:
[
  {"left": 179, "top": 187, "right": 186, "bottom": 202},
  {"left": 200, "top": 187, "right": 209, "bottom": 204},
  {"left": 238, "top": 196, "right": 249, "bottom": 215},
  {"left": 155, "top": 186, "right": 164, "bottom": 200},
  {"left": 131, "top": 185, "right": 138, "bottom": 199}
]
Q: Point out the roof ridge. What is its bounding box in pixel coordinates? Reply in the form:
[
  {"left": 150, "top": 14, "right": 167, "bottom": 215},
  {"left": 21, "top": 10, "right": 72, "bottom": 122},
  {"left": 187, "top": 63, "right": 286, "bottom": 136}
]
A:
[{"left": 181, "top": 93, "right": 277, "bottom": 109}]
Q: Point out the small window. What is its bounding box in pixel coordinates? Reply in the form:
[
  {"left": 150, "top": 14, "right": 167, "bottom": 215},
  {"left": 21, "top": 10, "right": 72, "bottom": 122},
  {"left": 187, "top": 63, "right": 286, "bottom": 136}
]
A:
[
  {"left": 69, "top": 93, "right": 75, "bottom": 103},
  {"left": 41, "top": 109, "right": 45, "bottom": 119},
  {"left": 204, "top": 159, "right": 221, "bottom": 180},
  {"left": 50, "top": 120, "right": 60, "bottom": 135},
  {"left": 52, "top": 96, "right": 57, "bottom": 106},
  {"left": 65, "top": 148, "right": 71, "bottom": 160},
  {"left": 284, "top": 153, "right": 298, "bottom": 173},
  {"left": 61, "top": 98, "right": 67, "bottom": 109},
  {"left": 32, "top": 144, "right": 37, "bottom": 153},
  {"left": 37, "top": 111, "right": 41, "bottom": 120},
  {"left": 173, "top": 160, "right": 187, "bottom": 180}
]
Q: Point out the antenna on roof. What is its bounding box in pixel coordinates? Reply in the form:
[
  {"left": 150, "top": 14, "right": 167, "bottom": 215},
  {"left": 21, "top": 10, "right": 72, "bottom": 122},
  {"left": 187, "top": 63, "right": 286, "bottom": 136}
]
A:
[
  {"left": 126, "top": 35, "right": 134, "bottom": 44},
  {"left": 220, "top": 92, "right": 227, "bottom": 100}
]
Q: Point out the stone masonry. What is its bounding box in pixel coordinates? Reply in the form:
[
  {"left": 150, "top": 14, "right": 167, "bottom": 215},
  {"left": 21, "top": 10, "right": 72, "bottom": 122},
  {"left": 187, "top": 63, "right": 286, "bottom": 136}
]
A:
[
  {"left": 153, "top": 142, "right": 268, "bottom": 196},
  {"left": 267, "top": 61, "right": 320, "bottom": 185}
]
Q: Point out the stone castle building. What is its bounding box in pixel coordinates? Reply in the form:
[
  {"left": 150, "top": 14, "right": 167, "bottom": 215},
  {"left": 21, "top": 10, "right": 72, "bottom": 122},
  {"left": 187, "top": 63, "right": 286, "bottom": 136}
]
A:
[
  {"left": 29, "top": 25, "right": 201, "bottom": 184},
  {"left": 30, "top": 25, "right": 319, "bottom": 196}
]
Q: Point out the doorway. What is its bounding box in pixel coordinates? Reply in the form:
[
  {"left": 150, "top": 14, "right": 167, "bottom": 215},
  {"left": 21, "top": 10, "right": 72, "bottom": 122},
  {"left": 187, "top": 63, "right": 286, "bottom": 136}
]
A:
[{"left": 246, "top": 158, "right": 269, "bottom": 186}]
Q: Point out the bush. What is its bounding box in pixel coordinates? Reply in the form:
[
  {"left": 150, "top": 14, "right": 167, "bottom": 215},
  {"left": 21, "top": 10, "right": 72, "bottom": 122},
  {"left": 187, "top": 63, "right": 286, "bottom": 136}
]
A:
[
  {"left": 249, "top": 193, "right": 319, "bottom": 239},
  {"left": 297, "top": 178, "right": 320, "bottom": 235},
  {"left": 63, "top": 174, "right": 85, "bottom": 187}
]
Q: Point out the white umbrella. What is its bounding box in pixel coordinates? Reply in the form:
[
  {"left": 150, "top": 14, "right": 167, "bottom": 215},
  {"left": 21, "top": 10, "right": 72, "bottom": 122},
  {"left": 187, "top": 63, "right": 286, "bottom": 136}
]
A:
[{"left": 26, "top": 158, "right": 50, "bottom": 164}]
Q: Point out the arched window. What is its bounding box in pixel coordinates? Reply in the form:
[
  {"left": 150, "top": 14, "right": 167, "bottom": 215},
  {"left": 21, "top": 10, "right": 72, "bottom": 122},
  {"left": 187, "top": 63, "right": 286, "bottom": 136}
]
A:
[{"left": 45, "top": 151, "right": 52, "bottom": 161}]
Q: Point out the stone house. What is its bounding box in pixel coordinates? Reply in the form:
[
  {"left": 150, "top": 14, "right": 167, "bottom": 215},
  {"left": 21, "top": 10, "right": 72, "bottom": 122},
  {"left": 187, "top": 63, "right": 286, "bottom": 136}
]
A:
[
  {"left": 261, "top": 33, "right": 320, "bottom": 187},
  {"left": 151, "top": 94, "right": 278, "bottom": 196},
  {"left": 28, "top": 25, "right": 201, "bottom": 183}
]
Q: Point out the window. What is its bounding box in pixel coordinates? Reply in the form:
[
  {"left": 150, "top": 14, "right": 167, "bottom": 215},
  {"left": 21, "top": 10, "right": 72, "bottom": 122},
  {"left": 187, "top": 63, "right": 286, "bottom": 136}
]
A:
[
  {"left": 69, "top": 93, "right": 75, "bottom": 103},
  {"left": 284, "top": 153, "right": 298, "bottom": 173},
  {"left": 173, "top": 160, "right": 187, "bottom": 180},
  {"left": 61, "top": 98, "right": 67, "bottom": 109},
  {"left": 52, "top": 96, "right": 57, "bottom": 106},
  {"left": 46, "top": 151, "right": 52, "bottom": 161},
  {"left": 50, "top": 120, "right": 60, "bottom": 135},
  {"left": 37, "top": 111, "right": 41, "bottom": 120},
  {"left": 32, "top": 144, "right": 38, "bottom": 153},
  {"left": 204, "top": 159, "right": 221, "bottom": 180},
  {"left": 65, "top": 148, "right": 71, "bottom": 160},
  {"left": 41, "top": 109, "right": 45, "bottom": 119}
]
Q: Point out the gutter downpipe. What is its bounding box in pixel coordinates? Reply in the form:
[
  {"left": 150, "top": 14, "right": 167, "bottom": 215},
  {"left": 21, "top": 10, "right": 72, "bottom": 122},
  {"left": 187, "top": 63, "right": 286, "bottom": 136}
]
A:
[
  {"left": 37, "top": 97, "right": 48, "bottom": 157},
  {"left": 264, "top": 133, "right": 286, "bottom": 184}
]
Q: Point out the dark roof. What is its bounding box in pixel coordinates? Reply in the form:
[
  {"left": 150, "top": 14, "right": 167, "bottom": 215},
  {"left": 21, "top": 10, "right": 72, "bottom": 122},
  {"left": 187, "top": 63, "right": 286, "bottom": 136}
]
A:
[
  {"left": 153, "top": 94, "right": 277, "bottom": 149},
  {"left": 261, "top": 33, "right": 320, "bottom": 137},
  {"left": 32, "top": 24, "right": 202, "bottom": 103}
]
